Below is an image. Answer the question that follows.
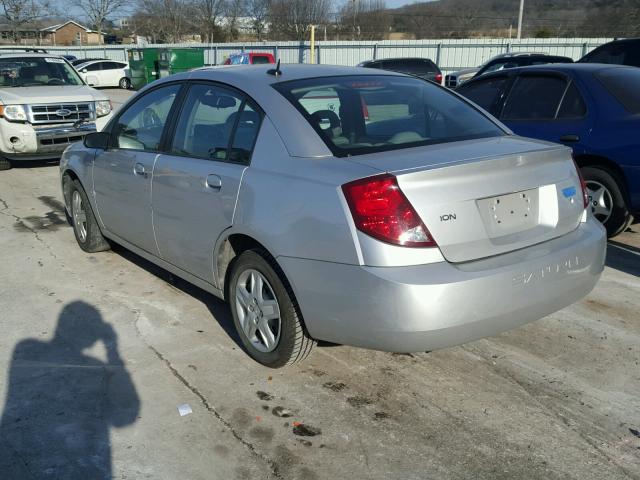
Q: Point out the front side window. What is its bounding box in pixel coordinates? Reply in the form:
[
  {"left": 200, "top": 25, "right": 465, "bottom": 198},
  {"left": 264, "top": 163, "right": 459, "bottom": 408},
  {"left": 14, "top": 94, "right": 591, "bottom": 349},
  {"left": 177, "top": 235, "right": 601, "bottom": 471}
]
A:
[
  {"left": 275, "top": 75, "right": 504, "bottom": 157},
  {"left": 113, "top": 84, "right": 180, "bottom": 151},
  {"left": 502, "top": 75, "right": 567, "bottom": 120},
  {"left": 171, "top": 83, "right": 260, "bottom": 164},
  {"left": 0, "top": 57, "right": 83, "bottom": 87}
]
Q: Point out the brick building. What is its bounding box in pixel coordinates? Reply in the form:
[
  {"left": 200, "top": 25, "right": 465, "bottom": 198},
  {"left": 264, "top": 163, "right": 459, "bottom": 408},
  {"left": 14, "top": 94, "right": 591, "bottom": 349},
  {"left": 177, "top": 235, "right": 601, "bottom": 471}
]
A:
[{"left": 40, "top": 21, "right": 104, "bottom": 46}]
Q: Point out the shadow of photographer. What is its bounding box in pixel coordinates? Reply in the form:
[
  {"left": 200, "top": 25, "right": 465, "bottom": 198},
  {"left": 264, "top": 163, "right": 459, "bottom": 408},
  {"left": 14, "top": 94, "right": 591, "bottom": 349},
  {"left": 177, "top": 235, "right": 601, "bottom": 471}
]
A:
[{"left": 0, "top": 301, "right": 140, "bottom": 479}]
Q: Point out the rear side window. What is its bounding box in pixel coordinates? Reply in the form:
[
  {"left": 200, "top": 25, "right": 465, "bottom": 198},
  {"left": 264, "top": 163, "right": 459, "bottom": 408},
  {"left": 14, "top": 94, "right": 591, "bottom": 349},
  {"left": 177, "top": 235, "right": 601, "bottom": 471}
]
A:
[
  {"left": 502, "top": 75, "right": 567, "bottom": 120},
  {"left": 584, "top": 45, "right": 627, "bottom": 65},
  {"left": 595, "top": 67, "right": 640, "bottom": 113},
  {"left": 274, "top": 75, "right": 504, "bottom": 157},
  {"left": 456, "top": 76, "right": 508, "bottom": 113}
]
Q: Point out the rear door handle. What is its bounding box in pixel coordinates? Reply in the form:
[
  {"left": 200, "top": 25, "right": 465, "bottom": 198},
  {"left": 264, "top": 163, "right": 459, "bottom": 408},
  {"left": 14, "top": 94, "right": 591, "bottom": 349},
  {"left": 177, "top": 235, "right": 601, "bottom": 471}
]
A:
[
  {"left": 133, "top": 162, "right": 147, "bottom": 177},
  {"left": 206, "top": 174, "right": 222, "bottom": 190},
  {"left": 559, "top": 134, "right": 580, "bottom": 143}
]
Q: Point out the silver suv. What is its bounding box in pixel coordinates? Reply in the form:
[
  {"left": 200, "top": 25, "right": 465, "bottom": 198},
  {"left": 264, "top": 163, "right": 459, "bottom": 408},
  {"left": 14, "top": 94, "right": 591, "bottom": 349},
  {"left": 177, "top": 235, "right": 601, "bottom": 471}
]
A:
[{"left": 0, "top": 53, "right": 112, "bottom": 170}]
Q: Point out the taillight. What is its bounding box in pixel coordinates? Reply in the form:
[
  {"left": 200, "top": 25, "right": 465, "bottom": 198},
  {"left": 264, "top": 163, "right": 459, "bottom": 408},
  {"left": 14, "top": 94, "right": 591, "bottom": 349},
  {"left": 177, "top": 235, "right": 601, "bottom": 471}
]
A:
[
  {"left": 435, "top": 73, "right": 443, "bottom": 84},
  {"left": 572, "top": 158, "right": 589, "bottom": 209},
  {"left": 342, "top": 174, "right": 436, "bottom": 248}
]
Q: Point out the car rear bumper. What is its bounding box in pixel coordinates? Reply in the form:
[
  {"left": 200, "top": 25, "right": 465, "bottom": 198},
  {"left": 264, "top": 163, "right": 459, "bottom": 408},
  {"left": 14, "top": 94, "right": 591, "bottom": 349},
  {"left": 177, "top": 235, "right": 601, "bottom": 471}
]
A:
[{"left": 278, "top": 217, "right": 606, "bottom": 352}]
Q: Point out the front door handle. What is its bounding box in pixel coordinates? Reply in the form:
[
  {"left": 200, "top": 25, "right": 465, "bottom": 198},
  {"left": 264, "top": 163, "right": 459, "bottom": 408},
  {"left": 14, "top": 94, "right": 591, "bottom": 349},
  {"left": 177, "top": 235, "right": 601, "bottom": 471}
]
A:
[
  {"left": 133, "top": 162, "right": 147, "bottom": 177},
  {"left": 559, "top": 134, "right": 580, "bottom": 143},
  {"left": 206, "top": 174, "right": 222, "bottom": 190}
]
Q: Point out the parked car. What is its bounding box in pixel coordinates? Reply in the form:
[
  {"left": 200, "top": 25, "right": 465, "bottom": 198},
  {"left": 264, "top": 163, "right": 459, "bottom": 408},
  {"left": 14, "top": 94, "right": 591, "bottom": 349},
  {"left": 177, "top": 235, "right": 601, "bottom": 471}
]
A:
[
  {"left": 445, "top": 53, "right": 573, "bottom": 88},
  {"left": 71, "top": 57, "right": 104, "bottom": 67},
  {"left": 62, "top": 54, "right": 77, "bottom": 61},
  {"left": 358, "top": 57, "right": 442, "bottom": 83},
  {"left": 75, "top": 59, "right": 131, "bottom": 89},
  {"left": 223, "top": 52, "right": 275, "bottom": 65},
  {"left": 60, "top": 64, "right": 605, "bottom": 367},
  {"left": 580, "top": 38, "right": 640, "bottom": 67},
  {"left": 0, "top": 53, "right": 113, "bottom": 171},
  {"left": 456, "top": 63, "right": 640, "bottom": 237}
]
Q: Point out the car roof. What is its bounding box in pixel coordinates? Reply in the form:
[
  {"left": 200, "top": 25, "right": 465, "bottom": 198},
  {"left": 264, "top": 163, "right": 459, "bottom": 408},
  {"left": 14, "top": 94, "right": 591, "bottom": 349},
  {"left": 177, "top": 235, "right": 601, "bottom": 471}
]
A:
[
  {"left": 464, "top": 62, "right": 636, "bottom": 83},
  {"left": 188, "top": 64, "right": 404, "bottom": 85},
  {"left": 0, "top": 52, "right": 64, "bottom": 59},
  {"left": 361, "top": 57, "right": 434, "bottom": 63}
]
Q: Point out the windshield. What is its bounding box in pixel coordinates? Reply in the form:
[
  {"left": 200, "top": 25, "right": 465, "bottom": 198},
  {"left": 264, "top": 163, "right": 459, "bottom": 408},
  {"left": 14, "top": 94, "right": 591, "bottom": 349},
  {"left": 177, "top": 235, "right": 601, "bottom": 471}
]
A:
[
  {"left": 0, "top": 57, "right": 83, "bottom": 87},
  {"left": 274, "top": 75, "right": 504, "bottom": 157}
]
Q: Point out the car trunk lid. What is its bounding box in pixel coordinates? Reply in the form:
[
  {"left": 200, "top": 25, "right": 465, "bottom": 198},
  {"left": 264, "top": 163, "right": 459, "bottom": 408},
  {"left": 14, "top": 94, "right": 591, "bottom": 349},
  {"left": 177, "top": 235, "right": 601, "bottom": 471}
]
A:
[{"left": 345, "top": 136, "right": 585, "bottom": 263}]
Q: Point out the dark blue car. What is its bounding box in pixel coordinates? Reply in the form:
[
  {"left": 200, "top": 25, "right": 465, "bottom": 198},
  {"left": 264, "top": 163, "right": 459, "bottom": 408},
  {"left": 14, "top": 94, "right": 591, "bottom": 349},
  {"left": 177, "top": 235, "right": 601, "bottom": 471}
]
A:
[{"left": 456, "top": 63, "right": 639, "bottom": 237}]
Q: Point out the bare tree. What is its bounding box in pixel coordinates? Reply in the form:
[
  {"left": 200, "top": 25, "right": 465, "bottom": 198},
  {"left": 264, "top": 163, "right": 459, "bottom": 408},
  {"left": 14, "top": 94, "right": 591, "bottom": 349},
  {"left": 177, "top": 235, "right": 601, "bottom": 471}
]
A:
[
  {"left": 269, "top": 0, "right": 331, "bottom": 41},
  {"left": 246, "top": 0, "right": 269, "bottom": 40},
  {"left": 0, "top": 0, "right": 52, "bottom": 43},
  {"left": 135, "top": 0, "right": 191, "bottom": 43},
  {"left": 189, "top": 0, "right": 226, "bottom": 42},
  {"left": 340, "top": 0, "right": 390, "bottom": 40},
  {"left": 224, "top": 0, "right": 244, "bottom": 41},
  {"left": 74, "top": 0, "right": 126, "bottom": 44}
]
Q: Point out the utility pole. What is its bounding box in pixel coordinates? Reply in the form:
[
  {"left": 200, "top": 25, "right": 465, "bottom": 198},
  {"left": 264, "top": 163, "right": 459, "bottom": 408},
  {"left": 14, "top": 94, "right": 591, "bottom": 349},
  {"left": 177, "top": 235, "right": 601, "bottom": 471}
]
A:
[
  {"left": 517, "top": 0, "right": 524, "bottom": 39},
  {"left": 352, "top": 0, "right": 358, "bottom": 41}
]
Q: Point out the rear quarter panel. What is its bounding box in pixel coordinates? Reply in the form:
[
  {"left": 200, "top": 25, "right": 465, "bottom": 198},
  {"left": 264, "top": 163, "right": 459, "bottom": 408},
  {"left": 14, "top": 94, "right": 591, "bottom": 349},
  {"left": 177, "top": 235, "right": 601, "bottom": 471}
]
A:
[{"left": 230, "top": 118, "right": 378, "bottom": 265}]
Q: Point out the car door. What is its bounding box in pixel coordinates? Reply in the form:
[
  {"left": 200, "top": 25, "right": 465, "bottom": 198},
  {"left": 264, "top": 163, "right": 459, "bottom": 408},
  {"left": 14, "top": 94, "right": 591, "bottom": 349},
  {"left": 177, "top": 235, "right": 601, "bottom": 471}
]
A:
[
  {"left": 152, "top": 82, "right": 262, "bottom": 284},
  {"left": 82, "top": 61, "right": 102, "bottom": 86},
  {"left": 93, "top": 83, "right": 182, "bottom": 254},
  {"left": 101, "top": 61, "right": 122, "bottom": 86},
  {"left": 497, "top": 73, "right": 592, "bottom": 154}
]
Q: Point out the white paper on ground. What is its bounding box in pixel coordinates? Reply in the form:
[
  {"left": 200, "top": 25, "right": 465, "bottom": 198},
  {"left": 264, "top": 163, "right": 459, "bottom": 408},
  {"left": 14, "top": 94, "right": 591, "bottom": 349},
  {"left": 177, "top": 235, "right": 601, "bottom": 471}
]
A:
[{"left": 177, "top": 403, "right": 193, "bottom": 416}]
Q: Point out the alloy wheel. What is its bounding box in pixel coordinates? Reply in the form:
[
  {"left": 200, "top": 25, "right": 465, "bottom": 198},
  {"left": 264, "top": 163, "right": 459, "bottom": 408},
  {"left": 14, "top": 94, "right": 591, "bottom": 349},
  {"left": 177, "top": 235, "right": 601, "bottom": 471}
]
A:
[
  {"left": 235, "top": 269, "right": 281, "bottom": 353},
  {"left": 72, "top": 190, "right": 88, "bottom": 243},
  {"left": 585, "top": 180, "right": 613, "bottom": 224}
]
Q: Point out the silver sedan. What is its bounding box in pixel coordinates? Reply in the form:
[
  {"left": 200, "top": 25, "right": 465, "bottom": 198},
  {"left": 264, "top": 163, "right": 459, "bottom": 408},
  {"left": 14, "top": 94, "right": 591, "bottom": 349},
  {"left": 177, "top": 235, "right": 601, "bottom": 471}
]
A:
[{"left": 60, "top": 64, "right": 606, "bottom": 367}]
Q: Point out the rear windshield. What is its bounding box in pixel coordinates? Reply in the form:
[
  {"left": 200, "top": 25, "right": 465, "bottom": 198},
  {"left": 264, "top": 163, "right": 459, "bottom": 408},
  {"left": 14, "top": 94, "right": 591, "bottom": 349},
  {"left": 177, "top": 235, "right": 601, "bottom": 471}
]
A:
[
  {"left": 595, "top": 67, "right": 640, "bottom": 114},
  {"left": 274, "top": 75, "right": 504, "bottom": 157},
  {"left": 251, "top": 55, "right": 272, "bottom": 64}
]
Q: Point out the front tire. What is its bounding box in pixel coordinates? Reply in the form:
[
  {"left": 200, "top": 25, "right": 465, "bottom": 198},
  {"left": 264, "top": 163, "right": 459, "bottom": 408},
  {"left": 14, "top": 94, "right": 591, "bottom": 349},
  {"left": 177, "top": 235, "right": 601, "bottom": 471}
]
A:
[
  {"left": 581, "top": 166, "right": 632, "bottom": 238},
  {"left": 119, "top": 77, "right": 131, "bottom": 89},
  {"left": 69, "top": 179, "right": 110, "bottom": 253},
  {"left": 0, "top": 157, "right": 11, "bottom": 171},
  {"left": 229, "top": 250, "right": 315, "bottom": 368}
]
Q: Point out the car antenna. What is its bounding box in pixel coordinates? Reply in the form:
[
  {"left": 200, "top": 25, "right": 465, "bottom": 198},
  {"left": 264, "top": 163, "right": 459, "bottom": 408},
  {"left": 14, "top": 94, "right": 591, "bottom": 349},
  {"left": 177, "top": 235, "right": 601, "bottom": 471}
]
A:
[{"left": 267, "top": 59, "right": 282, "bottom": 77}]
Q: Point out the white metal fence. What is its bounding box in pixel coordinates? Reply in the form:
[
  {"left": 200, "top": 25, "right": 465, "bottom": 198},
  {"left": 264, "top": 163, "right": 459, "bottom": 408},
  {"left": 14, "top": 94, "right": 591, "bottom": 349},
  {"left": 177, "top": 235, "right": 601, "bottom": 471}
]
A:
[{"left": 0, "top": 37, "right": 612, "bottom": 73}]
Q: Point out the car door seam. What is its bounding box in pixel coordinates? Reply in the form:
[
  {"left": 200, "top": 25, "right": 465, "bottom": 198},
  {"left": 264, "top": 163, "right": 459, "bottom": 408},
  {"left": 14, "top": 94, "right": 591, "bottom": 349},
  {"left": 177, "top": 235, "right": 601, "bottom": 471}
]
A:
[
  {"left": 231, "top": 166, "right": 248, "bottom": 225},
  {"left": 150, "top": 152, "right": 163, "bottom": 258}
]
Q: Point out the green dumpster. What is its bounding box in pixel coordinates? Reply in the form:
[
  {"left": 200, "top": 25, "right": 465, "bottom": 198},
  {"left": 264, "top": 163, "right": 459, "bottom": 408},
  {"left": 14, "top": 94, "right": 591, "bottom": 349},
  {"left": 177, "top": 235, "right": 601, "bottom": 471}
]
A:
[{"left": 127, "top": 48, "right": 204, "bottom": 90}]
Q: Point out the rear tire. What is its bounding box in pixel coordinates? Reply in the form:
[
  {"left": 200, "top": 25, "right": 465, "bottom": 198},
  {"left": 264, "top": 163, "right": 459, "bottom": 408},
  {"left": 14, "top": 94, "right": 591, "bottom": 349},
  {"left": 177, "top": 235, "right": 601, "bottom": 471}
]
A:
[
  {"left": 0, "top": 157, "right": 11, "bottom": 171},
  {"left": 581, "top": 166, "right": 632, "bottom": 238},
  {"left": 229, "top": 250, "right": 315, "bottom": 368},
  {"left": 119, "top": 77, "right": 131, "bottom": 89},
  {"left": 69, "top": 179, "right": 110, "bottom": 253}
]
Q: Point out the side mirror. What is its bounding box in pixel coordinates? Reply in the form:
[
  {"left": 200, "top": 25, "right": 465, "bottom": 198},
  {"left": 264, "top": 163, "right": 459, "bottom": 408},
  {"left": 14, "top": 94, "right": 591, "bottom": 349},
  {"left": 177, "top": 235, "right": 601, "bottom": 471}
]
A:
[
  {"left": 82, "top": 69, "right": 88, "bottom": 73},
  {"left": 84, "top": 132, "right": 110, "bottom": 149}
]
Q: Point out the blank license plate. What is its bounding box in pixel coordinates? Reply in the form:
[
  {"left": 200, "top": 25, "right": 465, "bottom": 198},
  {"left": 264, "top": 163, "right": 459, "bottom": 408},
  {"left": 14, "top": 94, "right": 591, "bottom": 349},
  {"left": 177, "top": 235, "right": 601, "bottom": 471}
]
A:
[{"left": 478, "top": 188, "right": 539, "bottom": 235}]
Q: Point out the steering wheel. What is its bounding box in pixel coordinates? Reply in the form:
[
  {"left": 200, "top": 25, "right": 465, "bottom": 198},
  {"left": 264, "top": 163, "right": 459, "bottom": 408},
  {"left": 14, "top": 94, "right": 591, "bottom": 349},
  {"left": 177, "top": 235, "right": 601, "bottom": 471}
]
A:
[
  {"left": 142, "top": 108, "right": 162, "bottom": 128},
  {"left": 310, "top": 110, "right": 341, "bottom": 132},
  {"left": 47, "top": 78, "right": 64, "bottom": 85}
]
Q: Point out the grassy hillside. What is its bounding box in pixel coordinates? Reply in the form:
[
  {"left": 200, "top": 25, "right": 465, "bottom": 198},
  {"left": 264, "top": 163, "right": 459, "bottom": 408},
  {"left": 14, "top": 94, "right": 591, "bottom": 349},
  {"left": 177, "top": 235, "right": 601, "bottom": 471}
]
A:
[{"left": 390, "top": 0, "right": 639, "bottom": 38}]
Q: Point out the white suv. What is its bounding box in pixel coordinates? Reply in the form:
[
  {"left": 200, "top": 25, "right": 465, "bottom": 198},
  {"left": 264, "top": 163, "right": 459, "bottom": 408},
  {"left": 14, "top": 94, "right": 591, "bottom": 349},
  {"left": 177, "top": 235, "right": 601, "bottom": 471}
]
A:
[{"left": 0, "top": 53, "right": 113, "bottom": 170}]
